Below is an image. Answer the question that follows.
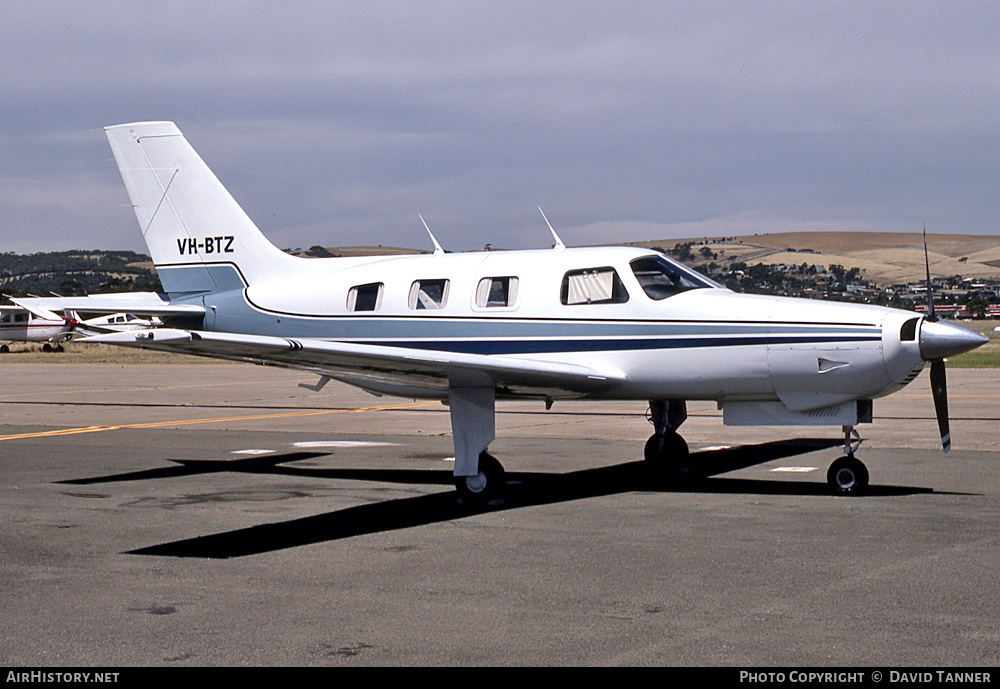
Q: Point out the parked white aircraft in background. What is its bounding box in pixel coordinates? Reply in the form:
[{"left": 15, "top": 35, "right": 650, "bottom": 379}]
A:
[
  {"left": 19, "top": 122, "right": 988, "bottom": 503},
  {"left": 0, "top": 301, "right": 159, "bottom": 352},
  {"left": 0, "top": 305, "right": 74, "bottom": 352}
]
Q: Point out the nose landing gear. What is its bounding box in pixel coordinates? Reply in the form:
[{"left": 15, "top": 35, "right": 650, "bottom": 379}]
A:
[{"left": 827, "top": 425, "right": 869, "bottom": 496}]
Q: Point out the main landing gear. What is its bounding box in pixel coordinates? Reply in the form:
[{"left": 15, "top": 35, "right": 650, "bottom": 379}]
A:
[
  {"left": 645, "top": 399, "right": 693, "bottom": 481},
  {"left": 454, "top": 451, "right": 505, "bottom": 507},
  {"left": 827, "top": 426, "right": 869, "bottom": 496}
]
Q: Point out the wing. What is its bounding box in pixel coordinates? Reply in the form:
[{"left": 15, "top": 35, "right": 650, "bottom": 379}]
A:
[
  {"left": 11, "top": 293, "right": 205, "bottom": 318},
  {"left": 80, "top": 328, "right": 628, "bottom": 399}
]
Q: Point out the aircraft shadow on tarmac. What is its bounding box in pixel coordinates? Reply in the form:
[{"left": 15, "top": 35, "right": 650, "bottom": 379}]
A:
[{"left": 60, "top": 439, "right": 937, "bottom": 559}]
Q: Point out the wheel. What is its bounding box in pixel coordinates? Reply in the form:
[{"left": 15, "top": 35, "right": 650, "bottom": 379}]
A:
[
  {"left": 644, "top": 432, "right": 691, "bottom": 480},
  {"left": 455, "top": 452, "right": 506, "bottom": 506},
  {"left": 42, "top": 343, "right": 52, "bottom": 352},
  {"left": 0, "top": 344, "right": 8, "bottom": 353},
  {"left": 827, "top": 456, "right": 869, "bottom": 496},
  {"left": 54, "top": 344, "right": 64, "bottom": 353}
]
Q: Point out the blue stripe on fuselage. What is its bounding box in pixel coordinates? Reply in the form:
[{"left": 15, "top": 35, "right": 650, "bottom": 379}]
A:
[{"left": 356, "top": 334, "right": 882, "bottom": 355}]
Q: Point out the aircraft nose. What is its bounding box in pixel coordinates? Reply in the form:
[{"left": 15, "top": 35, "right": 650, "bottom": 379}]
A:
[{"left": 919, "top": 319, "right": 989, "bottom": 361}]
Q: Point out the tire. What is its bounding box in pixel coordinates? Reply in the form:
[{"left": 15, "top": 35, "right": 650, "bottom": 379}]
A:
[
  {"left": 455, "top": 452, "right": 506, "bottom": 506},
  {"left": 827, "top": 456, "right": 869, "bottom": 496},
  {"left": 644, "top": 432, "right": 690, "bottom": 480}
]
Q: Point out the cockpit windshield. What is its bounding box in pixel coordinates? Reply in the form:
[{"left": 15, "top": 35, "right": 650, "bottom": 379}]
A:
[{"left": 629, "top": 254, "right": 721, "bottom": 300}]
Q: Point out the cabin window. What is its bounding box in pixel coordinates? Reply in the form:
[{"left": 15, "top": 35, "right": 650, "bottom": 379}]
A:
[
  {"left": 475, "top": 276, "right": 519, "bottom": 308},
  {"left": 560, "top": 267, "right": 629, "bottom": 305},
  {"left": 408, "top": 279, "right": 450, "bottom": 310},
  {"left": 347, "top": 282, "right": 384, "bottom": 312},
  {"left": 0, "top": 314, "right": 9, "bottom": 324},
  {"left": 14, "top": 313, "right": 28, "bottom": 323},
  {"left": 630, "top": 254, "right": 716, "bottom": 300}
]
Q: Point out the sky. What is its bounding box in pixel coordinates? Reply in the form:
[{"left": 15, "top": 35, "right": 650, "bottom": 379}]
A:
[{"left": 2, "top": 1, "right": 999, "bottom": 255}]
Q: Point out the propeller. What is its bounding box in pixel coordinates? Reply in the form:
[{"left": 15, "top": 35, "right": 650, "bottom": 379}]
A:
[{"left": 918, "top": 227, "right": 988, "bottom": 452}]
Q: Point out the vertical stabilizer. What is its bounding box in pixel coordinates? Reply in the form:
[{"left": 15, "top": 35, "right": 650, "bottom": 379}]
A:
[{"left": 105, "top": 122, "right": 299, "bottom": 296}]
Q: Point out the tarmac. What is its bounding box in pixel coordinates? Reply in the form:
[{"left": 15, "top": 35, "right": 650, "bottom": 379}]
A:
[{"left": 1, "top": 361, "right": 998, "bottom": 666}]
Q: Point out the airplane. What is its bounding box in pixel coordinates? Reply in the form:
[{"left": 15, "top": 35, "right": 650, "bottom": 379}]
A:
[
  {"left": 0, "top": 301, "right": 159, "bottom": 353},
  {"left": 0, "top": 304, "right": 75, "bottom": 352},
  {"left": 18, "top": 121, "right": 989, "bottom": 504}
]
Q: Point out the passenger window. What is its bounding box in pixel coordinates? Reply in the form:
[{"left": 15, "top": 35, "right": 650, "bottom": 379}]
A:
[
  {"left": 476, "top": 277, "right": 519, "bottom": 308},
  {"left": 0, "top": 314, "right": 9, "bottom": 324},
  {"left": 347, "top": 282, "right": 384, "bottom": 312},
  {"left": 408, "top": 279, "right": 450, "bottom": 310},
  {"left": 14, "top": 313, "right": 28, "bottom": 323},
  {"left": 561, "top": 267, "right": 629, "bottom": 305}
]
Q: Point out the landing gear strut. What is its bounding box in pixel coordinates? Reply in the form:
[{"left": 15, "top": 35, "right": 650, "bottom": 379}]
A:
[
  {"left": 645, "top": 399, "right": 691, "bottom": 480},
  {"left": 827, "top": 425, "right": 869, "bottom": 496}
]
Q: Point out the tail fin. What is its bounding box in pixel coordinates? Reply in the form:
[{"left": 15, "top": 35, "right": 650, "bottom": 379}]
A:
[{"left": 105, "top": 122, "right": 299, "bottom": 297}]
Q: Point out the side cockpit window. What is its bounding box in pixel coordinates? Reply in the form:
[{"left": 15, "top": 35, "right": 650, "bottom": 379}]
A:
[
  {"left": 561, "top": 267, "right": 629, "bottom": 305},
  {"left": 409, "top": 279, "right": 450, "bottom": 310},
  {"left": 476, "top": 276, "right": 519, "bottom": 308},
  {"left": 630, "top": 254, "right": 718, "bottom": 300},
  {"left": 347, "top": 282, "right": 384, "bottom": 312}
]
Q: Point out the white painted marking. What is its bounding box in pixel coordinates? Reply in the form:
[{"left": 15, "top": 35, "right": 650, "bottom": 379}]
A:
[
  {"left": 770, "top": 466, "right": 818, "bottom": 473},
  {"left": 231, "top": 449, "right": 274, "bottom": 455},
  {"left": 699, "top": 445, "right": 732, "bottom": 452},
  {"left": 292, "top": 441, "right": 400, "bottom": 448}
]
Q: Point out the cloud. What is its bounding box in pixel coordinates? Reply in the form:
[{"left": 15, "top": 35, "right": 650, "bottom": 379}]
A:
[{"left": 2, "top": 2, "right": 999, "bottom": 254}]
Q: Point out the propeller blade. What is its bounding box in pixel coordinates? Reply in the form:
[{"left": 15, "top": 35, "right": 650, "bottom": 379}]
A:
[{"left": 929, "top": 359, "right": 950, "bottom": 453}]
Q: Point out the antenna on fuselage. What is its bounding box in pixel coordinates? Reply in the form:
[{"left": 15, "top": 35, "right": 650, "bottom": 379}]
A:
[
  {"left": 418, "top": 214, "right": 445, "bottom": 256},
  {"left": 923, "top": 223, "right": 936, "bottom": 322},
  {"left": 538, "top": 207, "right": 566, "bottom": 250}
]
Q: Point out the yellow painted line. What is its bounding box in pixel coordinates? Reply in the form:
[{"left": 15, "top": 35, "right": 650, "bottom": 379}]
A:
[
  {"left": 0, "top": 375, "right": 316, "bottom": 400},
  {"left": 0, "top": 401, "right": 438, "bottom": 442}
]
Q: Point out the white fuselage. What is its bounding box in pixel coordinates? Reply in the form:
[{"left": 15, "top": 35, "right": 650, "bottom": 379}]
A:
[
  {"left": 161, "top": 245, "right": 926, "bottom": 410},
  {"left": 0, "top": 312, "right": 69, "bottom": 344}
]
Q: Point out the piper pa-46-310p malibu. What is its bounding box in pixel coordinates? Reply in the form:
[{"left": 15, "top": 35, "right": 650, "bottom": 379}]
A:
[{"left": 21, "top": 121, "right": 988, "bottom": 504}]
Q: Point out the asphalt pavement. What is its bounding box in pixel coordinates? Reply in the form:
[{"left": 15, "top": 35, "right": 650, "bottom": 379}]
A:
[{"left": 1, "top": 363, "right": 998, "bottom": 666}]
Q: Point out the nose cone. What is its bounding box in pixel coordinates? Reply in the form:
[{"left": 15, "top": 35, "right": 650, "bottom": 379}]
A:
[{"left": 919, "top": 319, "right": 989, "bottom": 360}]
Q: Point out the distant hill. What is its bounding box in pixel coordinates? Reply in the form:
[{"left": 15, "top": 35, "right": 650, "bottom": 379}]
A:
[
  {"left": 284, "top": 245, "right": 428, "bottom": 258},
  {"left": 316, "top": 232, "right": 1000, "bottom": 287},
  {"left": 4, "top": 233, "right": 997, "bottom": 299},
  {"left": 0, "top": 250, "right": 161, "bottom": 297},
  {"left": 624, "top": 231, "right": 1000, "bottom": 287}
]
